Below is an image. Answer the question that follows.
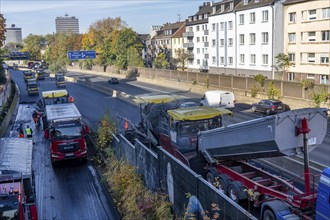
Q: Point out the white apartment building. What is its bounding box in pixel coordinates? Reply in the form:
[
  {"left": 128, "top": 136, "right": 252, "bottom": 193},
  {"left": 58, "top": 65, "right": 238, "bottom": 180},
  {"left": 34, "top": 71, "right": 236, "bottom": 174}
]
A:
[
  {"left": 283, "top": 0, "right": 330, "bottom": 84},
  {"left": 208, "top": 0, "right": 239, "bottom": 75},
  {"left": 5, "top": 24, "right": 22, "bottom": 45},
  {"left": 55, "top": 15, "right": 79, "bottom": 34},
  {"left": 184, "top": 2, "right": 213, "bottom": 71}
]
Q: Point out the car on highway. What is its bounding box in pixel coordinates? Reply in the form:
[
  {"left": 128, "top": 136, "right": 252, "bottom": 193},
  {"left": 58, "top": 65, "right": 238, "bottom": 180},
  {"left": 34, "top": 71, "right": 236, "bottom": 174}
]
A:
[
  {"left": 180, "top": 102, "right": 198, "bottom": 108},
  {"left": 251, "top": 99, "right": 287, "bottom": 115},
  {"left": 108, "top": 77, "right": 119, "bottom": 84}
]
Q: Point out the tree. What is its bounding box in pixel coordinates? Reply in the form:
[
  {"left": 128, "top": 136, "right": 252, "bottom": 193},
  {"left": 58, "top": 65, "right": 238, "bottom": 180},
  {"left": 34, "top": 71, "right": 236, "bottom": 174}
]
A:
[
  {"left": 172, "top": 48, "right": 192, "bottom": 71},
  {"left": 274, "top": 53, "right": 293, "bottom": 80},
  {"left": 153, "top": 53, "right": 169, "bottom": 69},
  {"left": 0, "top": 14, "right": 6, "bottom": 48},
  {"left": 21, "top": 34, "right": 46, "bottom": 60},
  {"left": 127, "top": 47, "right": 144, "bottom": 67},
  {"left": 267, "top": 82, "right": 281, "bottom": 99}
]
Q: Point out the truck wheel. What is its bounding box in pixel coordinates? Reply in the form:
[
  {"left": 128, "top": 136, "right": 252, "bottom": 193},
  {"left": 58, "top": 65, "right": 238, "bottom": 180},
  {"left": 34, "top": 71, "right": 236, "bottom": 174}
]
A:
[
  {"left": 263, "top": 209, "right": 276, "bottom": 220},
  {"left": 206, "top": 171, "right": 226, "bottom": 194},
  {"left": 228, "top": 181, "right": 242, "bottom": 203}
]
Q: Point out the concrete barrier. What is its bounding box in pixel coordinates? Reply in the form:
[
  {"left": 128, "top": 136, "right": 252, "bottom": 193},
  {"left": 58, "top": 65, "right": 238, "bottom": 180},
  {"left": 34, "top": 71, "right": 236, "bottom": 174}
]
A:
[{"left": 0, "top": 82, "right": 18, "bottom": 137}]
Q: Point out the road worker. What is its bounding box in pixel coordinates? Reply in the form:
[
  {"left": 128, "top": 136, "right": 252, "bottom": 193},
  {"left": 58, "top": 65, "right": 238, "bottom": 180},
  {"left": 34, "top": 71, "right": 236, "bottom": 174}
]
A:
[
  {"left": 16, "top": 123, "right": 24, "bottom": 138},
  {"left": 25, "top": 125, "right": 33, "bottom": 138}
]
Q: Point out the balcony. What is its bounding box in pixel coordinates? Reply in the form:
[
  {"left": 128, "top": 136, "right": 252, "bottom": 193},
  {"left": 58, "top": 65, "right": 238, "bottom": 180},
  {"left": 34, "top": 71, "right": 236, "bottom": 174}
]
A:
[
  {"left": 188, "top": 53, "right": 194, "bottom": 60},
  {"left": 204, "top": 54, "right": 209, "bottom": 59},
  {"left": 204, "top": 42, "right": 209, "bottom": 47},
  {"left": 204, "top": 30, "right": 209, "bottom": 35},
  {"left": 183, "top": 32, "right": 194, "bottom": 38},
  {"left": 183, "top": 43, "right": 194, "bottom": 49}
]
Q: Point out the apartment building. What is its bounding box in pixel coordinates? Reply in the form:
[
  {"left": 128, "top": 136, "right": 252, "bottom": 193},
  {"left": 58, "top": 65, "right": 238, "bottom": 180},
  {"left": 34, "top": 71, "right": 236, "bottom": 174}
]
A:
[
  {"left": 184, "top": 2, "right": 213, "bottom": 71},
  {"left": 283, "top": 0, "right": 330, "bottom": 84},
  {"left": 208, "top": 0, "right": 240, "bottom": 75},
  {"left": 145, "top": 25, "right": 162, "bottom": 67},
  {"left": 5, "top": 24, "right": 22, "bottom": 45},
  {"left": 171, "top": 24, "right": 186, "bottom": 59},
  {"left": 55, "top": 15, "right": 79, "bottom": 34}
]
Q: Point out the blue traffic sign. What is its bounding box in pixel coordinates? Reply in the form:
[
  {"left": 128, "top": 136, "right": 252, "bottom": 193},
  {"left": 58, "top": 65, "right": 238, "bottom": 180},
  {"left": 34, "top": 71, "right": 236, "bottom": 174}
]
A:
[{"left": 67, "top": 50, "right": 96, "bottom": 60}]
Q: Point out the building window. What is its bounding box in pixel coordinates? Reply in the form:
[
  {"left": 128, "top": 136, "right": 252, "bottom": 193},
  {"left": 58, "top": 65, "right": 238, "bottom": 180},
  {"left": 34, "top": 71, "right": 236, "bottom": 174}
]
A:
[
  {"left": 212, "top": 56, "right": 216, "bottom": 64},
  {"left": 220, "top": 39, "right": 224, "bottom": 46},
  {"left": 307, "top": 53, "right": 315, "bottom": 63},
  {"left": 197, "top": 59, "right": 200, "bottom": 65},
  {"left": 189, "top": 27, "right": 193, "bottom": 32},
  {"left": 288, "top": 53, "right": 295, "bottom": 63},
  {"left": 173, "top": 39, "right": 176, "bottom": 44},
  {"left": 240, "top": 54, "right": 245, "bottom": 64},
  {"left": 196, "top": 26, "right": 200, "bottom": 31},
  {"left": 262, "top": 32, "right": 269, "bottom": 44},
  {"left": 320, "top": 75, "right": 329, "bottom": 84},
  {"left": 220, "top": 22, "right": 224, "bottom": 30},
  {"left": 197, "top": 48, "right": 200, "bottom": 54},
  {"left": 262, "top": 10, "right": 269, "bottom": 22},
  {"left": 220, "top": 57, "right": 225, "bottom": 64},
  {"left": 250, "top": 12, "right": 255, "bottom": 23},
  {"left": 228, "top": 38, "right": 233, "bottom": 46},
  {"left": 307, "top": 74, "right": 315, "bottom": 79},
  {"left": 308, "top": 9, "right": 316, "bottom": 20},
  {"left": 228, "top": 57, "right": 233, "bottom": 65},
  {"left": 288, "top": 72, "right": 295, "bottom": 81},
  {"left": 262, "top": 54, "right": 268, "bottom": 65},
  {"left": 250, "top": 54, "right": 256, "bottom": 65},
  {"left": 197, "top": 37, "right": 200, "bottom": 42},
  {"left": 288, "top": 33, "right": 296, "bottom": 43},
  {"left": 322, "top": 7, "right": 330, "bottom": 18},
  {"left": 322, "top": 31, "right": 330, "bottom": 41},
  {"left": 250, "top": 33, "right": 256, "bottom": 45},
  {"left": 212, "top": 23, "right": 216, "bottom": 31},
  {"left": 308, "top": 32, "right": 316, "bottom": 41},
  {"left": 239, "top": 34, "right": 245, "bottom": 45},
  {"left": 320, "top": 55, "right": 329, "bottom": 64},
  {"left": 228, "top": 21, "right": 233, "bottom": 29},
  {"left": 289, "top": 12, "right": 296, "bottom": 23},
  {"left": 212, "top": 39, "right": 216, "bottom": 47},
  {"left": 239, "top": 14, "right": 244, "bottom": 25}
]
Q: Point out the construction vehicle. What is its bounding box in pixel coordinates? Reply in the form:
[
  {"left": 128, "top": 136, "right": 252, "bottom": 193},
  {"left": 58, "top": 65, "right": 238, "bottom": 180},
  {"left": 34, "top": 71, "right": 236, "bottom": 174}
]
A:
[
  {"left": 197, "top": 108, "right": 329, "bottom": 220},
  {"left": 0, "top": 138, "right": 38, "bottom": 220},
  {"left": 35, "top": 70, "right": 45, "bottom": 80},
  {"left": 23, "top": 71, "right": 33, "bottom": 81},
  {"left": 55, "top": 73, "right": 66, "bottom": 88},
  {"left": 26, "top": 78, "right": 39, "bottom": 96},
  {"left": 129, "top": 94, "right": 329, "bottom": 219},
  {"left": 41, "top": 89, "right": 74, "bottom": 106},
  {"left": 43, "top": 103, "right": 89, "bottom": 165}
]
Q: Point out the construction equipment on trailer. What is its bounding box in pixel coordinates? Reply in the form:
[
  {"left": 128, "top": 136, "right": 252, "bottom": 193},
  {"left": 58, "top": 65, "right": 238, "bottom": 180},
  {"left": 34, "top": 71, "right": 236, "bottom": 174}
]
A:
[
  {"left": 43, "top": 103, "right": 89, "bottom": 165},
  {"left": 199, "top": 108, "right": 328, "bottom": 220},
  {"left": 0, "top": 138, "right": 38, "bottom": 220}
]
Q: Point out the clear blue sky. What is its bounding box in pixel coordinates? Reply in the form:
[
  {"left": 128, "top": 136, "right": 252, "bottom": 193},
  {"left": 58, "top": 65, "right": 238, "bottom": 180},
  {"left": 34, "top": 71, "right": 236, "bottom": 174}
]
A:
[{"left": 0, "top": 0, "right": 206, "bottom": 39}]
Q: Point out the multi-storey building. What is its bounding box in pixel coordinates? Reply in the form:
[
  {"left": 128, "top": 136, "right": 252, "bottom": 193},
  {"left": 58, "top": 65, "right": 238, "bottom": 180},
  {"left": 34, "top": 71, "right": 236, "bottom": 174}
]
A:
[
  {"left": 208, "top": 0, "right": 240, "bottom": 74},
  {"left": 283, "top": 0, "right": 330, "bottom": 84},
  {"left": 153, "top": 21, "right": 185, "bottom": 62},
  {"left": 5, "top": 24, "right": 22, "bottom": 45},
  {"left": 55, "top": 15, "right": 79, "bottom": 34},
  {"left": 145, "top": 25, "right": 162, "bottom": 67},
  {"left": 184, "top": 2, "right": 213, "bottom": 71},
  {"left": 171, "top": 24, "right": 186, "bottom": 60}
]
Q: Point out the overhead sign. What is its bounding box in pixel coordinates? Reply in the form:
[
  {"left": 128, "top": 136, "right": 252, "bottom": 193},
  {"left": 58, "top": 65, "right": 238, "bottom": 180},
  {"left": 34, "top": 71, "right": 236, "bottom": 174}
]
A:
[{"left": 67, "top": 50, "right": 96, "bottom": 60}]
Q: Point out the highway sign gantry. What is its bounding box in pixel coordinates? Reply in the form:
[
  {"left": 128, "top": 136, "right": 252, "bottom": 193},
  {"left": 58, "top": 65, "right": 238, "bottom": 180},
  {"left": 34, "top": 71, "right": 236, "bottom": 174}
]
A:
[{"left": 67, "top": 50, "right": 96, "bottom": 60}]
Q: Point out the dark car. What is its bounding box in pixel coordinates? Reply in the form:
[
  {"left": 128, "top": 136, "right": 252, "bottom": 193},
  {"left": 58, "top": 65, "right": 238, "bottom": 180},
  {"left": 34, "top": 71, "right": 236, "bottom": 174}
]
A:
[
  {"left": 251, "top": 99, "right": 287, "bottom": 115},
  {"left": 108, "top": 77, "right": 119, "bottom": 84},
  {"left": 27, "top": 62, "right": 35, "bottom": 69}
]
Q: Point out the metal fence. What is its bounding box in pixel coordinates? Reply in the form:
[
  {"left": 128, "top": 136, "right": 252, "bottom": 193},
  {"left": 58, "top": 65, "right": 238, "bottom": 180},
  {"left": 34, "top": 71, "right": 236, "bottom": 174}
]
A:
[{"left": 112, "top": 133, "right": 257, "bottom": 220}]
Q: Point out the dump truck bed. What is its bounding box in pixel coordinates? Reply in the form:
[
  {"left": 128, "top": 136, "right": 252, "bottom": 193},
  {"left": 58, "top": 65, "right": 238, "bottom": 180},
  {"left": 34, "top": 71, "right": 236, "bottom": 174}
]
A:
[
  {"left": 198, "top": 108, "right": 328, "bottom": 162},
  {"left": 46, "top": 103, "right": 81, "bottom": 122}
]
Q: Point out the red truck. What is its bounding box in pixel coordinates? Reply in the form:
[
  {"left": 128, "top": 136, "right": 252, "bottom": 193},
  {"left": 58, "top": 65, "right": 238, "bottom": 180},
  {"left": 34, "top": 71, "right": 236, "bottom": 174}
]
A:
[
  {"left": 43, "top": 103, "right": 89, "bottom": 165},
  {"left": 0, "top": 138, "right": 38, "bottom": 220}
]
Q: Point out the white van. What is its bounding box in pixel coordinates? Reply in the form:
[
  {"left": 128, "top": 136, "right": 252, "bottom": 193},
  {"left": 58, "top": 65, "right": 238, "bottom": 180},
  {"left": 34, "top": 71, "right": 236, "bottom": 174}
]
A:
[{"left": 200, "top": 90, "right": 235, "bottom": 110}]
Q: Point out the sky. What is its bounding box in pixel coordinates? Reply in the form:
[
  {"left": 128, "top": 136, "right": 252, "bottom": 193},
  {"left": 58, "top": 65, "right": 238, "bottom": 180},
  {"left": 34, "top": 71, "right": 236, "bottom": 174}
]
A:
[{"left": 0, "top": 0, "right": 206, "bottom": 38}]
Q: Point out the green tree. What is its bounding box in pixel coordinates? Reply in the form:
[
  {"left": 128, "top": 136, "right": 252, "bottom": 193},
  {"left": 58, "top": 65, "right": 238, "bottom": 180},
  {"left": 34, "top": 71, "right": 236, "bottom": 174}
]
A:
[
  {"left": 21, "top": 34, "right": 46, "bottom": 60},
  {"left": 153, "top": 53, "right": 169, "bottom": 69},
  {"left": 0, "top": 14, "right": 6, "bottom": 48},
  {"left": 254, "top": 74, "right": 266, "bottom": 89},
  {"left": 127, "top": 47, "right": 144, "bottom": 67},
  {"left": 274, "top": 53, "right": 293, "bottom": 80},
  {"left": 267, "top": 82, "right": 281, "bottom": 99},
  {"left": 172, "top": 48, "right": 192, "bottom": 71}
]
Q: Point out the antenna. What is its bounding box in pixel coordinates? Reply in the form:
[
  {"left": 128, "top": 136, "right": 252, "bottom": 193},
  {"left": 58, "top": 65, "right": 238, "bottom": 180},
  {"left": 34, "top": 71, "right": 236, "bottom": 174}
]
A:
[{"left": 177, "top": 13, "right": 181, "bottom": 22}]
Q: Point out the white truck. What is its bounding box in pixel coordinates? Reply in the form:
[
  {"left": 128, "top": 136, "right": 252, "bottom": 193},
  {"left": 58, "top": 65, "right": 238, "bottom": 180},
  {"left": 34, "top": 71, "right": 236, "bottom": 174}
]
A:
[{"left": 200, "top": 90, "right": 235, "bottom": 110}]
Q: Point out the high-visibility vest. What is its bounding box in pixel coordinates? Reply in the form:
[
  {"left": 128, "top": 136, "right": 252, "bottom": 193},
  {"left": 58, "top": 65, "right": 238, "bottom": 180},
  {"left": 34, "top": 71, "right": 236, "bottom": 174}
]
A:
[{"left": 25, "top": 128, "right": 32, "bottom": 135}]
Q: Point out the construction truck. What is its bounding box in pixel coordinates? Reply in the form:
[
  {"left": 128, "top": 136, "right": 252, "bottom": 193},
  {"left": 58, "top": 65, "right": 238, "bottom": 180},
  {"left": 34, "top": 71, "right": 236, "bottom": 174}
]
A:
[
  {"left": 43, "top": 103, "right": 89, "bottom": 165},
  {"left": 0, "top": 138, "right": 38, "bottom": 220},
  {"left": 129, "top": 94, "right": 329, "bottom": 220},
  {"left": 55, "top": 73, "right": 66, "bottom": 88},
  {"left": 41, "top": 89, "right": 74, "bottom": 106},
  {"left": 26, "top": 78, "right": 39, "bottom": 96}
]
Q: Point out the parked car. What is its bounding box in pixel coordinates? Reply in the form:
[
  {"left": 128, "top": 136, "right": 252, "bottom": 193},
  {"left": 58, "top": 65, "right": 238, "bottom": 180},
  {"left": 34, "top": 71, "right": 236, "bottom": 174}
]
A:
[
  {"left": 251, "top": 99, "right": 287, "bottom": 115},
  {"left": 108, "top": 77, "right": 119, "bottom": 84},
  {"left": 180, "top": 102, "right": 198, "bottom": 108},
  {"left": 27, "top": 62, "right": 35, "bottom": 69}
]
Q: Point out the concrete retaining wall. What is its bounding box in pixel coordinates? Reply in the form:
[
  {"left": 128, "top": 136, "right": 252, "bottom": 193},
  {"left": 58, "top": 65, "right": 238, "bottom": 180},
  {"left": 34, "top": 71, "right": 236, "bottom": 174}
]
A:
[{"left": 0, "top": 82, "right": 18, "bottom": 137}]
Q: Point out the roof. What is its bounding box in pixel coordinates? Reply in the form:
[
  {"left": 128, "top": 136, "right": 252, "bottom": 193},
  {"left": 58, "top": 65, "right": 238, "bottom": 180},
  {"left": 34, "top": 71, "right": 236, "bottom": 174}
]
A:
[
  {"left": 46, "top": 103, "right": 81, "bottom": 121},
  {"left": 283, "top": 0, "right": 312, "bottom": 5},
  {"left": 167, "top": 106, "right": 233, "bottom": 121},
  {"left": 133, "top": 94, "right": 179, "bottom": 104},
  {"left": 42, "top": 89, "right": 68, "bottom": 99},
  {"left": 210, "top": 0, "right": 241, "bottom": 16},
  {"left": 160, "top": 21, "right": 185, "bottom": 31},
  {"left": 235, "top": 0, "right": 275, "bottom": 11},
  {"left": 0, "top": 138, "right": 33, "bottom": 176},
  {"left": 195, "top": 2, "right": 212, "bottom": 15},
  {"left": 172, "top": 24, "right": 186, "bottom": 38}
]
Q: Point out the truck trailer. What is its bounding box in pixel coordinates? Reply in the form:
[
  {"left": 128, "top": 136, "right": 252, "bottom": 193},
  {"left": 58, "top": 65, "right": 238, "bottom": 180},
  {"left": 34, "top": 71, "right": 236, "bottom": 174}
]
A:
[
  {"left": 0, "top": 138, "right": 38, "bottom": 220},
  {"left": 43, "top": 103, "right": 89, "bottom": 165}
]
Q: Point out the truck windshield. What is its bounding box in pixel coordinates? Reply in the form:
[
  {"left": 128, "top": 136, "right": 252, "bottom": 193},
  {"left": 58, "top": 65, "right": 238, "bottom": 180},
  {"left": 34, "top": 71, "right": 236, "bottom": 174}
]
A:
[
  {"left": 178, "top": 117, "right": 222, "bottom": 136},
  {"left": 28, "top": 84, "right": 38, "bottom": 88},
  {"left": 0, "top": 196, "right": 19, "bottom": 219},
  {"left": 52, "top": 125, "right": 82, "bottom": 140},
  {"left": 57, "top": 77, "right": 65, "bottom": 82}
]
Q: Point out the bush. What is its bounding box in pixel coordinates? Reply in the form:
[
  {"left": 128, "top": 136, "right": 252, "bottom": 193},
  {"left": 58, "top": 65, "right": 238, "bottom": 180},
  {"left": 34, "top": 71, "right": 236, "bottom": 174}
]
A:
[
  {"left": 267, "top": 82, "right": 282, "bottom": 100},
  {"left": 251, "top": 85, "right": 259, "bottom": 98},
  {"left": 126, "top": 68, "right": 139, "bottom": 79}
]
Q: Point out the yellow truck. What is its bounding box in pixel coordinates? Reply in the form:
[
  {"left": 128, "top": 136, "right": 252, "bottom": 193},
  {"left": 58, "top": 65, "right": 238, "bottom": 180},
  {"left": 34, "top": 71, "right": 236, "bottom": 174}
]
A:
[{"left": 26, "top": 78, "right": 39, "bottom": 95}]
